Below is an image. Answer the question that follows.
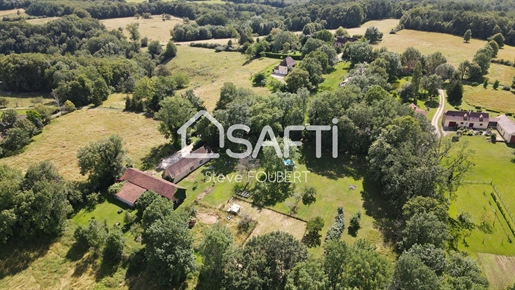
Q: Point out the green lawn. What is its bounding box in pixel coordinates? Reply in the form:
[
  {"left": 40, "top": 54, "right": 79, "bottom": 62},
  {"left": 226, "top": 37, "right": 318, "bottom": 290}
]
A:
[
  {"left": 318, "top": 61, "right": 350, "bottom": 92},
  {"left": 447, "top": 135, "right": 515, "bottom": 256}
]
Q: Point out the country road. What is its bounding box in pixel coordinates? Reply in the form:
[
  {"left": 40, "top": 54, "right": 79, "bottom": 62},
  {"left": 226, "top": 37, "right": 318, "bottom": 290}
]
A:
[{"left": 431, "top": 89, "right": 445, "bottom": 138}]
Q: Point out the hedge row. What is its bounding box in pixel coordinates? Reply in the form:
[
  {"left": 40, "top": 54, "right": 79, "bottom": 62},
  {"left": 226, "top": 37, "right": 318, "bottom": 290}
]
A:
[{"left": 490, "top": 192, "right": 515, "bottom": 241}]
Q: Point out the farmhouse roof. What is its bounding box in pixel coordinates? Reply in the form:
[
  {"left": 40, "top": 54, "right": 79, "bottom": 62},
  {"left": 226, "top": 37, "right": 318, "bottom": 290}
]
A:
[
  {"left": 165, "top": 146, "right": 212, "bottom": 177},
  {"left": 408, "top": 103, "right": 427, "bottom": 117},
  {"left": 497, "top": 115, "right": 515, "bottom": 135},
  {"left": 116, "top": 168, "right": 184, "bottom": 204},
  {"left": 279, "top": 56, "right": 296, "bottom": 68},
  {"left": 444, "top": 110, "right": 489, "bottom": 122}
]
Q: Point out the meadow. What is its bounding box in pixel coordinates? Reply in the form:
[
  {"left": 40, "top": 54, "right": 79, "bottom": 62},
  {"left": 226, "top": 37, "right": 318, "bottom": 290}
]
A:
[
  {"left": 462, "top": 85, "right": 515, "bottom": 114},
  {"left": 166, "top": 46, "right": 279, "bottom": 110},
  {"left": 100, "top": 15, "right": 184, "bottom": 44},
  {"left": 0, "top": 107, "right": 167, "bottom": 180}
]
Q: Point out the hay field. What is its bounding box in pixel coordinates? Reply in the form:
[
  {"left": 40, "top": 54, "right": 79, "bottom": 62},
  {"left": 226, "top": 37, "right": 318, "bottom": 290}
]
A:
[
  {"left": 0, "top": 107, "right": 167, "bottom": 180},
  {"left": 100, "top": 16, "right": 184, "bottom": 43},
  {"left": 167, "top": 45, "right": 279, "bottom": 110},
  {"left": 463, "top": 85, "right": 515, "bottom": 114}
]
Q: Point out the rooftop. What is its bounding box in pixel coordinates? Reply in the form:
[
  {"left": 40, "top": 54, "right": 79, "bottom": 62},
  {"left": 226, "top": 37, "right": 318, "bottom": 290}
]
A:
[
  {"left": 116, "top": 168, "right": 184, "bottom": 205},
  {"left": 497, "top": 115, "right": 515, "bottom": 135}
]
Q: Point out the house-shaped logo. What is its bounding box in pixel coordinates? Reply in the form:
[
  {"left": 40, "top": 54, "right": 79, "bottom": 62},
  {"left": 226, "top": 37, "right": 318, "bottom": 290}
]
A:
[{"left": 177, "top": 110, "right": 224, "bottom": 158}]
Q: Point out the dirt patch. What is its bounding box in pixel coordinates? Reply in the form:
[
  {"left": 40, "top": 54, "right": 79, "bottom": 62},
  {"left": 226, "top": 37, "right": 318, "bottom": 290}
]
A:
[
  {"left": 224, "top": 200, "right": 306, "bottom": 241},
  {"left": 197, "top": 212, "right": 218, "bottom": 224},
  {"left": 477, "top": 253, "right": 515, "bottom": 289}
]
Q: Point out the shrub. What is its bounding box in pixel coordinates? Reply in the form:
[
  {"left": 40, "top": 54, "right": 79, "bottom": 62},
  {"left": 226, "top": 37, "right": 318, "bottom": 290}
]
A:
[
  {"left": 253, "top": 72, "right": 267, "bottom": 87},
  {"left": 491, "top": 133, "right": 497, "bottom": 143},
  {"left": 502, "top": 86, "right": 511, "bottom": 91},
  {"left": 475, "top": 106, "right": 482, "bottom": 109},
  {"left": 471, "top": 82, "right": 479, "bottom": 87},
  {"left": 325, "top": 207, "right": 345, "bottom": 242},
  {"left": 63, "top": 100, "right": 76, "bottom": 112}
]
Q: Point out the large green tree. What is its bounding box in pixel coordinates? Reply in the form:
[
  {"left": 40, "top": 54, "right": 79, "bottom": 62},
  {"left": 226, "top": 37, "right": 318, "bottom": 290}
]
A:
[
  {"left": 199, "top": 224, "right": 234, "bottom": 289},
  {"left": 156, "top": 97, "right": 196, "bottom": 146},
  {"left": 77, "top": 134, "right": 130, "bottom": 188},
  {"left": 145, "top": 211, "right": 196, "bottom": 286},
  {"left": 391, "top": 253, "right": 440, "bottom": 290},
  {"left": 364, "top": 26, "right": 383, "bottom": 43}
]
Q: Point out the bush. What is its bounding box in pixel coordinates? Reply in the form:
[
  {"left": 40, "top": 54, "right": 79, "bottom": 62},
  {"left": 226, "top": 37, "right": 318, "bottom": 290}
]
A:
[
  {"left": 348, "top": 211, "right": 361, "bottom": 236},
  {"left": 325, "top": 207, "right": 345, "bottom": 242},
  {"left": 63, "top": 100, "right": 76, "bottom": 112},
  {"left": 471, "top": 82, "right": 479, "bottom": 87},
  {"left": 506, "top": 112, "right": 513, "bottom": 116},
  {"left": 475, "top": 106, "right": 482, "bottom": 109},
  {"left": 502, "top": 86, "right": 511, "bottom": 91},
  {"left": 253, "top": 72, "right": 267, "bottom": 87},
  {"left": 491, "top": 133, "right": 497, "bottom": 143}
]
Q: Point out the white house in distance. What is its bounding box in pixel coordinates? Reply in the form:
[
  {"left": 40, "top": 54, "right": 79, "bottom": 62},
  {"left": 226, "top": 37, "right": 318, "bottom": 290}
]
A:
[
  {"left": 495, "top": 115, "right": 515, "bottom": 144},
  {"left": 273, "top": 56, "right": 296, "bottom": 75},
  {"left": 442, "top": 110, "right": 489, "bottom": 130}
]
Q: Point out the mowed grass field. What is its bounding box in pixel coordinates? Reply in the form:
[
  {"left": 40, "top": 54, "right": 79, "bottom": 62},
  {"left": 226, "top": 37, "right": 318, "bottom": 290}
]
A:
[
  {"left": 463, "top": 85, "right": 515, "bottom": 114},
  {"left": 0, "top": 106, "right": 167, "bottom": 180},
  {"left": 100, "top": 15, "right": 184, "bottom": 44},
  {"left": 448, "top": 136, "right": 515, "bottom": 256},
  {"left": 166, "top": 46, "right": 279, "bottom": 110}
]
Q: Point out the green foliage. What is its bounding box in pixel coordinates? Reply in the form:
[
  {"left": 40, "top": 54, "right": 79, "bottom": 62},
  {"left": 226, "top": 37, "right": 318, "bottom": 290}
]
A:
[
  {"left": 463, "top": 29, "right": 471, "bottom": 43},
  {"left": 126, "top": 23, "right": 140, "bottom": 42},
  {"left": 405, "top": 244, "right": 447, "bottom": 275},
  {"left": 401, "top": 212, "right": 450, "bottom": 250},
  {"left": 0, "top": 97, "right": 8, "bottom": 108},
  {"left": 222, "top": 231, "right": 307, "bottom": 289},
  {"left": 147, "top": 40, "right": 162, "bottom": 59},
  {"left": 348, "top": 211, "right": 361, "bottom": 235},
  {"left": 325, "top": 207, "right": 345, "bottom": 242},
  {"left": 134, "top": 190, "right": 160, "bottom": 214},
  {"left": 2, "top": 127, "right": 31, "bottom": 152},
  {"left": 145, "top": 211, "right": 195, "bottom": 286},
  {"left": 252, "top": 71, "right": 267, "bottom": 87},
  {"left": 156, "top": 96, "right": 196, "bottom": 145},
  {"left": 324, "top": 240, "right": 392, "bottom": 290},
  {"left": 315, "top": 30, "right": 334, "bottom": 42},
  {"left": 199, "top": 224, "right": 234, "bottom": 289},
  {"left": 344, "top": 41, "right": 374, "bottom": 65},
  {"left": 483, "top": 78, "right": 489, "bottom": 89},
  {"left": 285, "top": 259, "right": 328, "bottom": 290},
  {"left": 63, "top": 100, "right": 76, "bottom": 112},
  {"left": 447, "top": 79, "right": 464, "bottom": 106},
  {"left": 285, "top": 67, "right": 311, "bottom": 92},
  {"left": 490, "top": 33, "right": 505, "bottom": 48},
  {"left": 487, "top": 40, "right": 499, "bottom": 58},
  {"left": 162, "top": 41, "right": 178, "bottom": 61},
  {"left": 392, "top": 252, "right": 440, "bottom": 290},
  {"left": 103, "top": 226, "right": 125, "bottom": 264},
  {"left": 302, "top": 216, "right": 324, "bottom": 247},
  {"left": 301, "top": 186, "right": 317, "bottom": 205},
  {"left": 74, "top": 219, "right": 108, "bottom": 250},
  {"left": 171, "top": 73, "right": 189, "bottom": 89},
  {"left": 77, "top": 135, "right": 130, "bottom": 189},
  {"left": 493, "top": 80, "right": 500, "bottom": 90},
  {"left": 364, "top": 26, "right": 383, "bottom": 43}
]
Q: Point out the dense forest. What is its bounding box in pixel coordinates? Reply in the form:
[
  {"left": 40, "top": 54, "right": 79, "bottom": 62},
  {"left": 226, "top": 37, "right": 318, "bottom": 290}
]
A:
[{"left": 1, "top": 0, "right": 513, "bottom": 44}]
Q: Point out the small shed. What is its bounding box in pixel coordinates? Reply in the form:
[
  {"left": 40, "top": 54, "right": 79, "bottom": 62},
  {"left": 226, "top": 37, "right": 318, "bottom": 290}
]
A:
[{"left": 227, "top": 203, "right": 241, "bottom": 215}]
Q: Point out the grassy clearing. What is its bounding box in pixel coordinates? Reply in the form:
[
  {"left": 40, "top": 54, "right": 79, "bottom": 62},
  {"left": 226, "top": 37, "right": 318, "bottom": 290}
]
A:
[
  {"left": 485, "top": 64, "right": 515, "bottom": 88},
  {"left": 0, "top": 106, "right": 167, "bottom": 180},
  {"left": 100, "top": 15, "right": 183, "bottom": 44},
  {"left": 101, "top": 93, "right": 129, "bottom": 111},
  {"left": 167, "top": 46, "right": 278, "bottom": 110},
  {"left": 477, "top": 253, "right": 515, "bottom": 290},
  {"left": 0, "top": 91, "right": 52, "bottom": 109},
  {"left": 25, "top": 16, "right": 60, "bottom": 24},
  {"left": 463, "top": 85, "right": 515, "bottom": 114},
  {"left": 318, "top": 61, "right": 350, "bottom": 92}
]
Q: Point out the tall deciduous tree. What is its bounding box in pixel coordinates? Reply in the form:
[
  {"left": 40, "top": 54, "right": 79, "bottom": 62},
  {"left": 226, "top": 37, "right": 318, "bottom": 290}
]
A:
[
  {"left": 285, "top": 68, "right": 311, "bottom": 92},
  {"left": 156, "top": 97, "right": 196, "bottom": 146},
  {"left": 199, "top": 224, "right": 234, "bottom": 289},
  {"left": 391, "top": 253, "right": 440, "bottom": 290},
  {"left": 411, "top": 61, "right": 422, "bottom": 97},
  {"left": 77, "top": 134, "right": 130, "bottom": 188},
  {"left": 447, "top": 79, "right": 463, "bottom": 105},
  {"left": 463, "top": 29, "right": 471, "bottom": 43},
  {"left": 364, "top": 26, "right": 383, "bottom": 43},
  {"left": 145, "top": 212, "right": 196, "bottom": 286}
]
